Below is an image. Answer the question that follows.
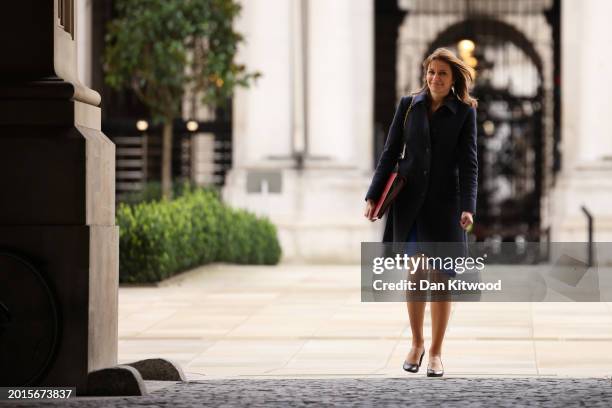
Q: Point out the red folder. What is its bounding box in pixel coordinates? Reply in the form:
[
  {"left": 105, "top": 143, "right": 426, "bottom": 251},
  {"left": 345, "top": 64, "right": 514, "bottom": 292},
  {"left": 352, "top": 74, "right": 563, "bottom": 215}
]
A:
[{"left": 372, "top": 170, "right": 406, "bottom": 219}]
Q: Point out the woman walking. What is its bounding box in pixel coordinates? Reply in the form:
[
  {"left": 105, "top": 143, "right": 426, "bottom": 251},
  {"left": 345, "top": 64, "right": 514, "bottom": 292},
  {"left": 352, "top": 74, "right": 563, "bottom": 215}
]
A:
[{"left": 364, "top": 48, "right": 478, "bottom": 377}]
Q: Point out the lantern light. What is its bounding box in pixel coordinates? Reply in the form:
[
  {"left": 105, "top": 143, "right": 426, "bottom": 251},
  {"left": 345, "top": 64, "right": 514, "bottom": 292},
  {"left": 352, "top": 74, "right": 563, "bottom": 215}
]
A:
[
  {"left": 458, "top": 39, "right": 475, "bottom": 54},
  {"left": 483, "top": 120, "right": 495, "bottom": 136},
  {"left": 186, "top": 120, "right": 199, "bottom": 132},
  {"left": 136, "top": 120, "right": 149, "bottom": 132}
]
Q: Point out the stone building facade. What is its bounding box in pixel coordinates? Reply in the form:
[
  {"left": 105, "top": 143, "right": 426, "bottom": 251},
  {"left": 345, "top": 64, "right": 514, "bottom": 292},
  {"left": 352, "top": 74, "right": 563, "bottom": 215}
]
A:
[{"left": 76, "top": 0, "right": 612, "bottom": 262}]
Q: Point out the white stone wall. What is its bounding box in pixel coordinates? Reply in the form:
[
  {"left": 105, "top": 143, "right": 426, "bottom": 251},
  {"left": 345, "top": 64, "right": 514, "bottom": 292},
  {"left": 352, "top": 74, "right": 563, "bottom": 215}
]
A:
[
  {"left": 224, "top": 0, "right": 380, "bottom": 262},
  {"left": 561, "top": 0, "right": 612, "bottom": 165},
  {"left": 550, "top": 0, "right": 612, "bottom": 250}
]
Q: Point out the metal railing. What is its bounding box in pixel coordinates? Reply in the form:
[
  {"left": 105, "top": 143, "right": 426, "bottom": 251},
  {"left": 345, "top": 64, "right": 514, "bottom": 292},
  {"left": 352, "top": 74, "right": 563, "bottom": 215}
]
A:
[
  {"left": 581, "top": 205, "right": 594, "bottom": 267},
  {"left": 103, "top": 118, "right": 232, "bottom": 200}
]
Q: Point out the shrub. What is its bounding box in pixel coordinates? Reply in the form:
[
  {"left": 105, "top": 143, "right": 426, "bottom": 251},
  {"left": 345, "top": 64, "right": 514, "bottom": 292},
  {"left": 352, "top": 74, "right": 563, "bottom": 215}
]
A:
[
  {"left": 120, "top": 180, "right": 215, "bottom": 205},
  {"left": 117, "top": 189, "right": 281, "bottom": 283}
]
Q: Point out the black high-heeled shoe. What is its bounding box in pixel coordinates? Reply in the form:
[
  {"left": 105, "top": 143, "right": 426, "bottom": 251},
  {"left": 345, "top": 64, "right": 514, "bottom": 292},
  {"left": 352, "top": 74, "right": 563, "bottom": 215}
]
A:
[
  {"left": 426, "top": 356, "right": 444, "bottom": 377},
  {"left": 402, "top": 348, "right": 425, "bottom": 373}
]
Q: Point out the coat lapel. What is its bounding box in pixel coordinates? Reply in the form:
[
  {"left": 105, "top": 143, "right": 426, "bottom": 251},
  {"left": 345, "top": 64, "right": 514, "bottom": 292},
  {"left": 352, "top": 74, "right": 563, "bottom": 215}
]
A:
[{"left": 411, "top": 91, "right": 430, "bottom": 148}]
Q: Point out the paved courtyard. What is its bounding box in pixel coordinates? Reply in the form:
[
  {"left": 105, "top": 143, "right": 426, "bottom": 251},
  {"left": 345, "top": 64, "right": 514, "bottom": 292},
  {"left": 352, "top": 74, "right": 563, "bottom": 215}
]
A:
[{"left": 117, "top": 263, "right": 612, "bottom": 379}]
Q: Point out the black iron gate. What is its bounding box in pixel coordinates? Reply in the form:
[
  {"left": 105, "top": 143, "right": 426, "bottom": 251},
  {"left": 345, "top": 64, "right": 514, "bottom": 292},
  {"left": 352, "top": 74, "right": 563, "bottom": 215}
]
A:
[{"left": 374, "top": 0, "right": 560, "bottom": 243}]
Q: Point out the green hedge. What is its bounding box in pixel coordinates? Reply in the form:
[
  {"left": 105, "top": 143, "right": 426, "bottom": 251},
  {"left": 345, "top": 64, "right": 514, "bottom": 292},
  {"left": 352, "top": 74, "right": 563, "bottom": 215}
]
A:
[{"left": 116, "top": 189, "right": 281, "bottom": 283}]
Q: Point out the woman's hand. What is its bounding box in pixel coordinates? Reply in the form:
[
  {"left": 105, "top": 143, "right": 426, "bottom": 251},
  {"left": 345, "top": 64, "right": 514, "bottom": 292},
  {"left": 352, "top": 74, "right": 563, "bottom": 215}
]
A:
[
  {"left": 364, "top": 199, "right": 377, "bottom": 222},
  {"left": 460, "top": 211, "right": 473, "bottom": 231}
]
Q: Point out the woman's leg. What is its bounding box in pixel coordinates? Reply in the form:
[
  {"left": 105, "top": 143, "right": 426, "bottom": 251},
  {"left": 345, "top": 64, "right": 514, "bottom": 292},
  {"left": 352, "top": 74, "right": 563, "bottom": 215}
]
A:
[
  {"left": 429, "top": 300, "right": 451, "bottom": 369},
  {"left": 404, "top": 224, "right": 425, "bottom": 363},
  {"left": 405, "top": 300, "right": 426, "bottom": 362}
]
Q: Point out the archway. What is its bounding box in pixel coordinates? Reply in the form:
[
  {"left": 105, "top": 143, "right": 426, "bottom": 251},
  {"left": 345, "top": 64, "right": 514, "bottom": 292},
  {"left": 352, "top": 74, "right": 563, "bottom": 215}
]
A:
[{"left": 424, "top": 17, "right": 546, "bottom": 242}]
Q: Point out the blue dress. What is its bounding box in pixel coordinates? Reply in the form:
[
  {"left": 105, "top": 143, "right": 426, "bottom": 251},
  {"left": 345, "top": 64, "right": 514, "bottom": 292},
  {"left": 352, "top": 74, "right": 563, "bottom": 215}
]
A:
[{"left": 405, "top": 222, "right": 457, "bottom": 277}]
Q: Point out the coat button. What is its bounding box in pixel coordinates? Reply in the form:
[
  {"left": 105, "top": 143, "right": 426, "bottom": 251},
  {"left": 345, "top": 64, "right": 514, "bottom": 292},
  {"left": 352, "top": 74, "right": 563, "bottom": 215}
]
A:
[{"left": 423, "top": 170, "right": 428, "bottom": 175}]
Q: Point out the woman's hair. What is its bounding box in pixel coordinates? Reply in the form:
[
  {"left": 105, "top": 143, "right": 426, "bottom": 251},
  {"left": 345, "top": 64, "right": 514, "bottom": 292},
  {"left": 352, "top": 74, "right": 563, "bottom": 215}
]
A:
[{"left": 415, "top": 47, "right": 478, "bottom": 108}]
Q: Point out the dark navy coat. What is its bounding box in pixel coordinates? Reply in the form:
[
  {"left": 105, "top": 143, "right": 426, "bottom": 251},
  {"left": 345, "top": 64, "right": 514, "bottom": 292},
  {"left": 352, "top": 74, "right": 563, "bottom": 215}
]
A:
[{"left": 366, "top": 90, "right": 478, "bottom": 246}]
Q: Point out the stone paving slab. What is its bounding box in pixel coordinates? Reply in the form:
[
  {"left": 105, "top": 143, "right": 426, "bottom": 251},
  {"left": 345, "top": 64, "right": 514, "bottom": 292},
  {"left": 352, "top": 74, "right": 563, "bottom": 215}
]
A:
[{"left": 2, "top": 378, "right": 612, "bottom": 407}]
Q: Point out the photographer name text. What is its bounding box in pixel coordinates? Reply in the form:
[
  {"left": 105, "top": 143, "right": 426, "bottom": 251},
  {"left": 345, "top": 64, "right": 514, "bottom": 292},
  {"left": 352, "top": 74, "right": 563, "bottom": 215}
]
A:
[{"left": 372, "top": 279, "right": 502, "bottom": 291}]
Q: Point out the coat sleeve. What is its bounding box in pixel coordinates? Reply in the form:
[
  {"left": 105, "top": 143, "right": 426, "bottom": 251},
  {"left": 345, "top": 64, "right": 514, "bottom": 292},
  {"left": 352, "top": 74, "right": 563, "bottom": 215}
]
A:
[
  {"left": 458, "top": 106, "right": 478, "bottom": 215},
  {"left": 365, "top": 96, "right": 410, "bottom": 201}
]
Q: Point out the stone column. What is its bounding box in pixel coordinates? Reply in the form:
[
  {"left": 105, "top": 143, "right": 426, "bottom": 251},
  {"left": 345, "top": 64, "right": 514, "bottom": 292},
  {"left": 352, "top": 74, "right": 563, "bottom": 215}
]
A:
[
  {"left": 231, "top": 0, "right": 293, "bottom": 167},
  {"left": 0, "top": 0, "right": 118, "bottom": 392},
  {"left": 77, "top": 0, "right": 94, "bottom": 88},
  {"left": 224, "top": 0, "right": 379, "bottom": 262},
  {"left": 307, "top": 0, "right": 373, "bottom": 172},
  {"left": 550, "top": 0, "right": 612, "bottom": 255}
]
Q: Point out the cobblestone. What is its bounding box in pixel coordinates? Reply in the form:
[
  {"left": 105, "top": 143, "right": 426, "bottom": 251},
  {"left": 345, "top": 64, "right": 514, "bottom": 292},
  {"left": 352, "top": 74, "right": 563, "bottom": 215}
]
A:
[{"left": 2, "top": 377, "right": 612, "bottom": 407}]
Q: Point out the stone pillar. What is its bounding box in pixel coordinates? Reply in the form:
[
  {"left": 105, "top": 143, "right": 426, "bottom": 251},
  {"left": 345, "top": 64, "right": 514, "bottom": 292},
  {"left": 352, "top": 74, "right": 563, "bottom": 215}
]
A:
[
  {"left": 550, "top": 0, "right": 612, "bottom": 255},
  {"left": 224, "top": 0, "right": 378, "bottom": 262},
  {"left": 231, "top": 0, "right": 293, "bottom": 167},
  {"left": 307, "top": 0, "right": 373, "bottom": 172},
  {"left": 77, "top": 0, "right": 94, "bottom": 88},
  {"left": 0, "top": 0, "right": 118, "bottom": 392}
]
